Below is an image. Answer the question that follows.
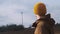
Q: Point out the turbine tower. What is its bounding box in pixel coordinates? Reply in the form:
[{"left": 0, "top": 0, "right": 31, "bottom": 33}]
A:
[{"left": 21, "top": 12, "right": 23, "bottom": 25}]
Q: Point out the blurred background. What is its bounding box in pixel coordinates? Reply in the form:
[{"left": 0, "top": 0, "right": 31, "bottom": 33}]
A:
[{"left": 0, "top": 0, "right": 60, "bottom": 27}]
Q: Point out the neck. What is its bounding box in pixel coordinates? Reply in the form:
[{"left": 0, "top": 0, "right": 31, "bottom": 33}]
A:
[
  {"left": 36, "top": 15, "right": 40, "bottom": 19},
  {"left": 36, "top": 15, "right": 45, "bottom": 19}
]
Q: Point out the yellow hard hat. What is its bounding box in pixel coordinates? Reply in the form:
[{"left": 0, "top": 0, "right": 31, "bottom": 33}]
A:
[{"left": 34, "top": 2, "right": 47, "bottom": 16}]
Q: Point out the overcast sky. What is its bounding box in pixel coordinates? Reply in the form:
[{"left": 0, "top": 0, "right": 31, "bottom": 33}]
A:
[{"left": 0, "top": 0, "right": 60, "bottom": 27}]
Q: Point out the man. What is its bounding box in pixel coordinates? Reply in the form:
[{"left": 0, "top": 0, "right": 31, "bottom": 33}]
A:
[{"left": 32, "top": 2, "right": 55, "bottom": 34}]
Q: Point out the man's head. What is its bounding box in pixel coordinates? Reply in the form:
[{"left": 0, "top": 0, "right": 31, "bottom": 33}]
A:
[{"left": 34, "top": 2, "right": 47, "bottom": 16}]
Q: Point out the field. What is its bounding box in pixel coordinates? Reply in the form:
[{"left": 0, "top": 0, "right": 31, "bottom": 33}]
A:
[{"left": 0, "top": 28, "right": 60, "bottom": 34}]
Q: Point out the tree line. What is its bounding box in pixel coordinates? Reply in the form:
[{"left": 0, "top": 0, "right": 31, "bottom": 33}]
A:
[
  {"left": 0, "top": 23, "right": 60, "bottom": 32},
  {"left": 0, "top": 24, "right": 24, "bottom": 32}
]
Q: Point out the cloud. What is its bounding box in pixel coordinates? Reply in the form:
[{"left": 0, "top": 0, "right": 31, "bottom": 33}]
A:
[{"left": 0, "top": 0, "right": 28, "bottom": 25}]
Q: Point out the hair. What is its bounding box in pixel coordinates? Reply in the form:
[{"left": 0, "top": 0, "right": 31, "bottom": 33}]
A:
[{"left": 34, "top": 2, "right": 47, "bottom": 16}]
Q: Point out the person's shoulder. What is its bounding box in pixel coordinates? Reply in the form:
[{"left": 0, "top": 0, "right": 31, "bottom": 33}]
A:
[
  {"left": 46, "top": 13, "right": 55, "bottom": 23},
  {"left": 45, "top": 13, "right": 51, "bottom": 18}
]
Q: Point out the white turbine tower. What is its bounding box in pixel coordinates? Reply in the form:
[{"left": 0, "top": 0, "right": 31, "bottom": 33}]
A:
[{"left": 21, "top": 12, "right": 23, "bottom": 25}]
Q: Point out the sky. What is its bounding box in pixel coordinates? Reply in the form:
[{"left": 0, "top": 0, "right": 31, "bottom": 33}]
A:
[{"left": 0, "top": 0, "right": 60, "bottom": 27}]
